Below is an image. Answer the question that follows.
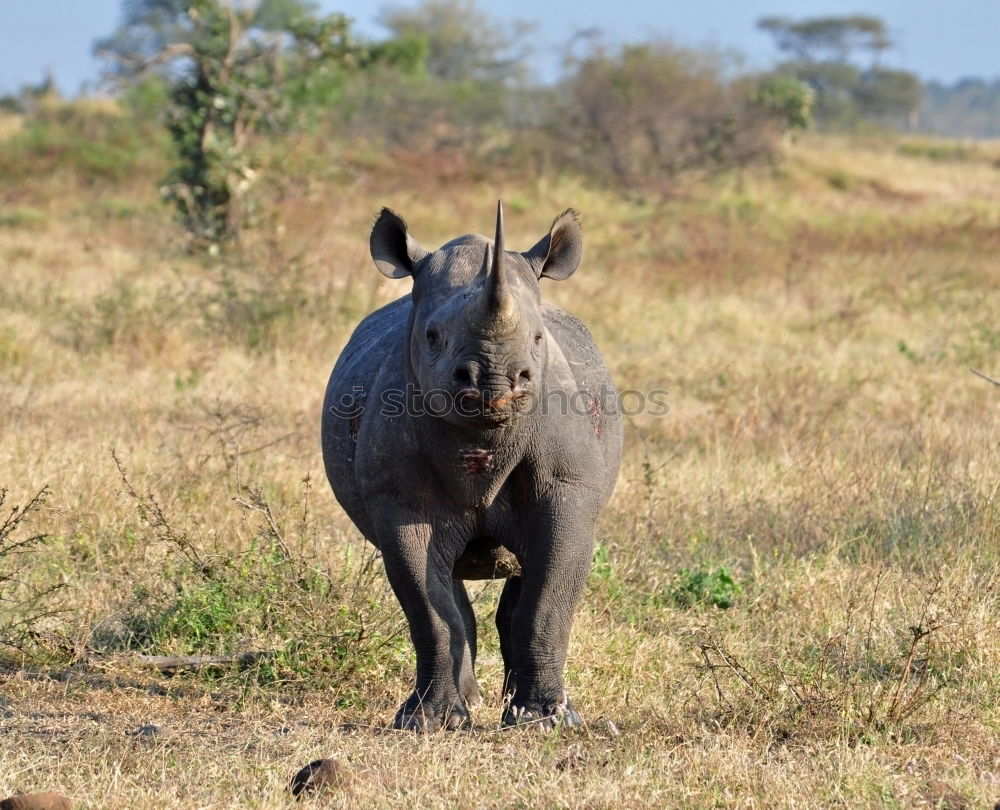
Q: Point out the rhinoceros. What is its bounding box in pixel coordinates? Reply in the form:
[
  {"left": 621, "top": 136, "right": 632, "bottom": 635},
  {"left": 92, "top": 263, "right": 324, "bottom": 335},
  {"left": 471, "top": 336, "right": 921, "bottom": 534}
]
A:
[{"left": 321, "top": 202, "right": 623, "bottom": 731}]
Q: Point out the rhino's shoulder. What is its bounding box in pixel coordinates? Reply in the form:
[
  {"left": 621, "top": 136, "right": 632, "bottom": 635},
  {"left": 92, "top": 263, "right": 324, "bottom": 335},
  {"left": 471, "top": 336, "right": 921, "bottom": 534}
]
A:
[
  {"left": 332, "top": 295, "right": 411, "bottom": 377},
  {"left": 541, "top": 302, "right": 604, "bottom": 365},
  {"left": 347, "top": 294, "right": 412, "bottom": 346}
]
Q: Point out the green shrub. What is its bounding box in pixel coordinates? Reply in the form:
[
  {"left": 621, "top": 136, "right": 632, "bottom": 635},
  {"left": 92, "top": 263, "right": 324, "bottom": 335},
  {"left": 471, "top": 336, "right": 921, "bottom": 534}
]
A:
[
  {"left": 544, "top": 41, "right": 791, "bottom": 191},
  {"left": 97, "top": 0, "right": 376, "bottom": 245},
  {"left": 671, "top": 565, "right": 742, "bottom": 610},
  {"left": 753, "top": 75, "right": 814, "bottom": 130},
  {"left": 106, "top": 460, "right": 406, "bottom": 689},
  {"left": 0, "top": 105, "right": 166, "bottom": 184}
]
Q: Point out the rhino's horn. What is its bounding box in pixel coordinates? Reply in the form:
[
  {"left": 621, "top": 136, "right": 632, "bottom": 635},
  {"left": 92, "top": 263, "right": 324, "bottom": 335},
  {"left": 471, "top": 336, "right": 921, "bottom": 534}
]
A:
[
  {"left": 492, "top": 199, "right": 505, "bottom": 288},
  {"left": 485, "top": 200, "right": 519, "bottom": 336}
]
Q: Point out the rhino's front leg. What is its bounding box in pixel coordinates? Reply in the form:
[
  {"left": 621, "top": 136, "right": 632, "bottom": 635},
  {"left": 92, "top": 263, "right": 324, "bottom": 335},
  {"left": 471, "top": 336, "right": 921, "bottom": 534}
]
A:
[
  {"left": 502, "top": 490, "right": 595, "bottom": 730},
  {"left": 372, "top": 501, "right": 478, "bottom": 731}
]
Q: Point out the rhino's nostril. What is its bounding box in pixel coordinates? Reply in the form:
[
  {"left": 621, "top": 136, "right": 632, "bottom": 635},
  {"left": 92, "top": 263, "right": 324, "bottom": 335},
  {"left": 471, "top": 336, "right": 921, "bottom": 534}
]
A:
[
  {"left": 515, "top": 369, "right": 532, "bottom": 389},
  {"left": 454, "top": 366, "right": 475, "bottom": 389}
]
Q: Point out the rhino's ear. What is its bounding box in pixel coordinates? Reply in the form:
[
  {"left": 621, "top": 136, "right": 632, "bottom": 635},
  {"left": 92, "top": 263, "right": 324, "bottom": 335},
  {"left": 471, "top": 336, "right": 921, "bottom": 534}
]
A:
[
  {"left": 523, "top": 209, "right": 583, "bottom": 281},
  {"left": 370, "top": 208, "right": 428, "bottom": 279}
]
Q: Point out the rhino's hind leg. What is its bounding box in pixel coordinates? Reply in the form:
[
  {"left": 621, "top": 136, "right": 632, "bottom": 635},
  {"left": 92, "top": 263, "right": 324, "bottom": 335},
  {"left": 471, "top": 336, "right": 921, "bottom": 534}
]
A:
[
  {"left": 495, "top": 575, "right": 522, "bottom": 698},
  {"left": 452, "top": 580, "right": 482, "bottom": 708}
]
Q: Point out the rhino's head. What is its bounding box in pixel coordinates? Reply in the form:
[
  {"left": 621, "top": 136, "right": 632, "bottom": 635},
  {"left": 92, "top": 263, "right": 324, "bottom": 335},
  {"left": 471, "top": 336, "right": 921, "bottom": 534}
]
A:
[{"left": 369, "top": 202, "right": 583, "bottom": 427}]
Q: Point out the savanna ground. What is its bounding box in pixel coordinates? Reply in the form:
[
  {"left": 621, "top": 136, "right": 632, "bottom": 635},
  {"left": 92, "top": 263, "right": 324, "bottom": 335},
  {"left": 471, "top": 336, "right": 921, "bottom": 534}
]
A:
[{"left": 1, "top": 117, "right": 1000, "bottom": 808}]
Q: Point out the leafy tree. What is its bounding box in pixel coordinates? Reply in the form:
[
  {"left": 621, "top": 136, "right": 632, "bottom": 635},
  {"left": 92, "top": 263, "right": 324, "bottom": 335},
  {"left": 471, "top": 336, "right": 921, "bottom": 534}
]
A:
[
  {"left": 758, "top": 15, "right": 919, "bottom": 130},
  {"left": 326, "top": 0, "right": 532, "bottom": 157},
  {"left": 95, "top": 0, "right": 372, "bottom": 244},
  {"left": 855, "top": 67, "right": 922, "bottom": 125},
  {"left": 0, "top": 71, "right": 60, "bottom": 115},
  {"left": 377, "top": 0, "right": 533, "bottom": 83},
  {"left": 757, "top": 15, "right": 890, "bottom": 64},
  {"left": 546, "top": 40, "right": 799, "bottom": 190}
]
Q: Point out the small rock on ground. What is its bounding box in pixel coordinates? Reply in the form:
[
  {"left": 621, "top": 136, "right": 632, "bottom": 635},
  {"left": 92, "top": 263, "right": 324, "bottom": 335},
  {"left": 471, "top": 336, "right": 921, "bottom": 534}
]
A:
[
  {"left": 131, "top": 724, "right": 170, "bottom": 742},
  {"left": 0, "top": 793, "right": 72, "bottom": 810},
  {"left": 918, "top": 780, "right": 969, "bottom": 810},
  {"left": 289, "top": 759, "right": 355, "bottom": 799}
]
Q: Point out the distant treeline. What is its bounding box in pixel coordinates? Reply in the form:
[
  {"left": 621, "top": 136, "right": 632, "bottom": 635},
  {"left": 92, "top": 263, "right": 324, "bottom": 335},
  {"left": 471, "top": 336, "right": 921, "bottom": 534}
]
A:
[
  {"left": 0, "top": 0, "right": 815, "bottom": 242},
  {"left": 921, "top": 80, "right": 1000, "bottom": 138},
  {"left": 2, "top": 3, "right": 996, "bottom": 140},
  {"left": 756, "top": 14, "right": 1000, "bottom": 137},
  {"left": 1, "top": 1, "right": 995, "bottom": 245}
]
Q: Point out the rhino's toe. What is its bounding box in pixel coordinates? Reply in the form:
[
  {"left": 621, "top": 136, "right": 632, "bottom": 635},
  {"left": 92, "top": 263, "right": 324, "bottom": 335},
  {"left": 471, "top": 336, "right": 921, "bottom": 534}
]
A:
[
  {"left": 502, "top": 693, "right": 582, "bottom": 732},
  {"left": 393, "top": 695, "right": 472, "bottom": 732},
  {"left": 461, "top": 681, "right": 483, "bottom": 709}
]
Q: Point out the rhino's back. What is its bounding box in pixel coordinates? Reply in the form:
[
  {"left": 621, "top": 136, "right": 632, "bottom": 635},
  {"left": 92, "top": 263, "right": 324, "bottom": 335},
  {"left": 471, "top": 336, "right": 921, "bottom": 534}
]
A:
[{"left": 539, "top": 302, "right": 623, "bottom": 497}]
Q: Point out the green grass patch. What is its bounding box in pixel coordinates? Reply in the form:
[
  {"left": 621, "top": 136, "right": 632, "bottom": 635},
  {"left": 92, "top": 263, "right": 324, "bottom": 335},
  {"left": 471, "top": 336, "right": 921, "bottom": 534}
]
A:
[
  {"left": 897, "top": 140, "right": 974, "bottom": 162},
  {"left": 0, "top": 106, "right": 168, "bottom": 184},
  {"left": 670, "top": 566, "right": 742, "bottom": 610},
  {"left": 0, "top": 207, "right": 45, "bottom": 228},
  {"left": 100, "top": 463, "right": 408, "bottom": 691}
]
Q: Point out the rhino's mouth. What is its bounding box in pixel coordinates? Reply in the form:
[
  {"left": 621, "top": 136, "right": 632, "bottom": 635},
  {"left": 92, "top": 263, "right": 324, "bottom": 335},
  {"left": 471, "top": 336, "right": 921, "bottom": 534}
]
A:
[{"left": 455, "top": 387, "right": 529, "bottom": 423}]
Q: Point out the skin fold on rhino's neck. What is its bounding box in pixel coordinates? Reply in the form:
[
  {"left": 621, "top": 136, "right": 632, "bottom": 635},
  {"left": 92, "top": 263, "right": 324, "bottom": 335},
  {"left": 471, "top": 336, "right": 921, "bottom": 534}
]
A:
[{"left": 420, "top": 412, "right": 538, "bottom": 511}]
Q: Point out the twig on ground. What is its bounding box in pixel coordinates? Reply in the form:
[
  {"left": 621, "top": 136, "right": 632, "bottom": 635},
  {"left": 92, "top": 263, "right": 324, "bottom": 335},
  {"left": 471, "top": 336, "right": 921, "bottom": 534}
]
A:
[
  {"left": 137, "top": 651, "right": 273, "bottom": 673},
  {"left": 970, "top": 367, "right": 1000, "bottom": 387}
]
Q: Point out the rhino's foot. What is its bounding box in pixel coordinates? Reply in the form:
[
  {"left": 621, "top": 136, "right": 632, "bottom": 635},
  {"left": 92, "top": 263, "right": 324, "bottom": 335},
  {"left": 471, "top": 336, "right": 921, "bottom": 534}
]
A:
[
  {"left": 502, "top": 692, "right": 582, "bottom": 732},
  {"left": 461, "top": 679, "right": 483, "bottom": 709},
  {"left": 393, "top": 692, "right": 472, "bottom": 732}
]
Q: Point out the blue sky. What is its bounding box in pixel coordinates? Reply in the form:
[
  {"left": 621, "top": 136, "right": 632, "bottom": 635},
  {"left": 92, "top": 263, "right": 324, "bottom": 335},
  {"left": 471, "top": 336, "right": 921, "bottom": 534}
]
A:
[{"left": 2, "top": 0, "right": 998, "bottom": 95}]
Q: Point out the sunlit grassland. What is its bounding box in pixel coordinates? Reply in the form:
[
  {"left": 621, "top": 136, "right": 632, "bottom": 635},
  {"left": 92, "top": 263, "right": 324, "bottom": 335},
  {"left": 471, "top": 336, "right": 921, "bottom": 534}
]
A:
[{"left": 1, "top": 126, "right": 999, "bottom": 808}]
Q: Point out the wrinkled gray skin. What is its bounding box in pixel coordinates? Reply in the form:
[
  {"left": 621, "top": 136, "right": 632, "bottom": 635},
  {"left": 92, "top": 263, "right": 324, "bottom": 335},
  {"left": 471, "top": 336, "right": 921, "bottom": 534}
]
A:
[{"left": 321, "top": 203, "right": 622, "bottom": 731}]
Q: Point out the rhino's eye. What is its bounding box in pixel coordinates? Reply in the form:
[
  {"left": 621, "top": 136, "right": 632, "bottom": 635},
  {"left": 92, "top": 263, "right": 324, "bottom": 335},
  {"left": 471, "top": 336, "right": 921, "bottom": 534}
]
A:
[
  {"left": 426, "top": 329, "right": 440, "bottom": 347},
  {"left": 533, "top": 332, "right": 543, "bottom": 344}
]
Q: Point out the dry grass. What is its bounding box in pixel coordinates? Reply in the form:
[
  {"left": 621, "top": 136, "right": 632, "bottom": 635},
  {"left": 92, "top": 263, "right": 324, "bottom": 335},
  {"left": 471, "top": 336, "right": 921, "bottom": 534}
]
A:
[{"left": 1, "top": 130, "right": 999, "bottom": 808}]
